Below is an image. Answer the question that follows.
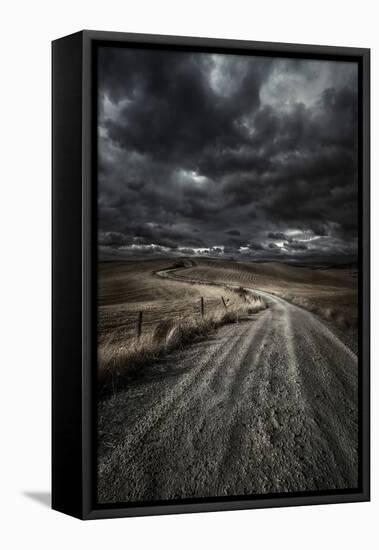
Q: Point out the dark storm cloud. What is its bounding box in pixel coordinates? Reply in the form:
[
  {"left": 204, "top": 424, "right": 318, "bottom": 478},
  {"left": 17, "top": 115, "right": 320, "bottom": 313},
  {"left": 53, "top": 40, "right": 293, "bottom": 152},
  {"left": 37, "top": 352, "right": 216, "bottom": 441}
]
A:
[
  {"left": 98, "top": 231, "right": 131, "bottom": 247},
  {"left": 99, "top": 49, "right": 273, "bottom": 168},
  {"left": 268, "top": 232, "right": 287, "bottom": 240},
  {"left": 247, "top": 241, "right": 264, "bottom": 251},
  {"left": 98, "top": 48, "right": 358, "bottom": 264},
  {"left": 285, "top": 240, "right": 308, "bottom": 251}
]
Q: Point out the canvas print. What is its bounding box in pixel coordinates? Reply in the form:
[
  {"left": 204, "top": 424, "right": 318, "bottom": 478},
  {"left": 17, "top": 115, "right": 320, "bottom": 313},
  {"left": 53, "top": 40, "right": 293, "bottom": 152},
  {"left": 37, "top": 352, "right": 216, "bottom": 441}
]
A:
[{"left": 96, "top": 46, "right": 359, "bottom": 505}]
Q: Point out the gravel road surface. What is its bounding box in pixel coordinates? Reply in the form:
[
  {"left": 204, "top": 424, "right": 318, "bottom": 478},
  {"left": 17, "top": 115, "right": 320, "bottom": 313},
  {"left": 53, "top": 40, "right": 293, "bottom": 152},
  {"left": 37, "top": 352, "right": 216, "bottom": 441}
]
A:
[{"left": 97, "top": 283, "right": 358, "bottom": 503}]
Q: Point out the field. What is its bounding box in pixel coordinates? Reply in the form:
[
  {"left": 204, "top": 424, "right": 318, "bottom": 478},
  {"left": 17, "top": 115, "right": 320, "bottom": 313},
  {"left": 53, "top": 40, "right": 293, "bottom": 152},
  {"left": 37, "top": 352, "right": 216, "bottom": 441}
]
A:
[
  {"left": 98, "top": 257, "right": 357, "bottom": 393},
  {"left": 169, "top": 258, "right": 358, "bottom": 330},
  {"left": 98, "top": 258, "right": 267, "bottom": 392},
  {"left": 97, "top": 256, "right": 359, "bottom": 502}
]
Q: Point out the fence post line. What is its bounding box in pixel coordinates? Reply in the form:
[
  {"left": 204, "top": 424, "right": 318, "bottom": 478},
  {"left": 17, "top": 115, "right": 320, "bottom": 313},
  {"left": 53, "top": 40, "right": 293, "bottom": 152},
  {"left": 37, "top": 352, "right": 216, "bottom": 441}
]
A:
[
  {"left": 137, "top": 311, "right": 143, "bottom": 339},
  {"left": 201, "top": 297, "right": 204, "bottom": 318}
]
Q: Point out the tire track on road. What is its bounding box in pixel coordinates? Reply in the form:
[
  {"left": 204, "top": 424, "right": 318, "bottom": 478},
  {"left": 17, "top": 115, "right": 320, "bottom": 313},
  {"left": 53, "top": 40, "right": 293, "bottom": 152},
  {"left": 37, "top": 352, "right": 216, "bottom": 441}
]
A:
[{"left": 98, "top": 265, "right": 359, "bottom": 503}]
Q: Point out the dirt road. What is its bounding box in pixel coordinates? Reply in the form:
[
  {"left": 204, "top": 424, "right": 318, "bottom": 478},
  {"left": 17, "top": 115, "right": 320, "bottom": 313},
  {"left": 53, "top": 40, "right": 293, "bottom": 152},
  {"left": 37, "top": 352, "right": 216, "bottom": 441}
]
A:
[{"left": 97, "top": 277, "right": 358, "bottom": 503}]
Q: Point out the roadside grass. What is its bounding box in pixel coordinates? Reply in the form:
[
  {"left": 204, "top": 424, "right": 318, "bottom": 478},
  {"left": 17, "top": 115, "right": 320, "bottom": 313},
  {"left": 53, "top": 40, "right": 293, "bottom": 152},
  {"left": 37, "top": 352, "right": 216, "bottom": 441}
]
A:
[
  {"left": 98, "top": 291, "right": 266, "bottom": 396},
  {"left": 274, "top": 291, "right": 357, "bottom": 329},
  {"left": 97, "top": 256, "right": 357, "bottom": 396},
  {"left": 162, "top": 258, "right": 357, "bottom": 332}
]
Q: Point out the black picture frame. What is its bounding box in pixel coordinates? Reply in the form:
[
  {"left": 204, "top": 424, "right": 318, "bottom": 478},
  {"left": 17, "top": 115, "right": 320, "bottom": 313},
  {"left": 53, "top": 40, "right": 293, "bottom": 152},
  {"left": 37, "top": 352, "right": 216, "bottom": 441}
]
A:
[{"left": 52, "top": 30, "right": 370, "bottom": 520}]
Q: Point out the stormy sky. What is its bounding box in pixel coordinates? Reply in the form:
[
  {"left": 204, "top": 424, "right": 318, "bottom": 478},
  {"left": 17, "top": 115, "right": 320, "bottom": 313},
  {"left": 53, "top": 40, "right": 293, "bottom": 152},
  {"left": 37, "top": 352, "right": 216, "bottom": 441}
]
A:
[{"left": 97, "top": 46, "right": 358, "bottom": 264}]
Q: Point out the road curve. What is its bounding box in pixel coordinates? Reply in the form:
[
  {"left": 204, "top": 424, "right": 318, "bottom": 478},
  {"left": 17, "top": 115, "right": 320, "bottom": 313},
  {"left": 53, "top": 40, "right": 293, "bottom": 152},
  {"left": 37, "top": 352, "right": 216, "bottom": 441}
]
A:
[{"left": 97, "top": 274, "right": 358, "bottom": 503}]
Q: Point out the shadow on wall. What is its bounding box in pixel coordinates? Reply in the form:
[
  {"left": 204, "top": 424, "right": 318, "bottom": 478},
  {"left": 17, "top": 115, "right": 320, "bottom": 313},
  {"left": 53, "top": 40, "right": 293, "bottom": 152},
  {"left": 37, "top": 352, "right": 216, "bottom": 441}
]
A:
[{"left": 22, "top": 491, "right": 51, "bottom": 508}]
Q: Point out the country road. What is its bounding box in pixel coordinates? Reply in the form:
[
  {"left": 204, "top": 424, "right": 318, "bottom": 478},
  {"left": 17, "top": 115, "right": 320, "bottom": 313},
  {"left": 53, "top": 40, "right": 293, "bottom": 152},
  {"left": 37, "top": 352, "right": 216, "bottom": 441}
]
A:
[{"left": 97, "top": 271, "right": 358, "bottom": 503}]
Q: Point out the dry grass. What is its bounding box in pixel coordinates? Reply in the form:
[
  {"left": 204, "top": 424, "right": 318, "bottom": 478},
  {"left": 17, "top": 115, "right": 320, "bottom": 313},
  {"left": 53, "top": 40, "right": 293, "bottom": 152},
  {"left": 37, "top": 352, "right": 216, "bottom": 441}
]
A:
[
  {"left": 169, "top": 258, "right": 358, "bottom": 331},
  {"left": 273, "top": 291, "right": 358, "bottom": 329},
  {"left": 98, "top": 260, "right": 267, "bottom": 394},
  {"left": 98, "top": 259, "right": 243, "bottom": 346},
  {"left": 99, "top": 296, "right": 266, "bottom": 395},
  {"left": 97, "top": 256, "right": 357, "bottom": 394}
]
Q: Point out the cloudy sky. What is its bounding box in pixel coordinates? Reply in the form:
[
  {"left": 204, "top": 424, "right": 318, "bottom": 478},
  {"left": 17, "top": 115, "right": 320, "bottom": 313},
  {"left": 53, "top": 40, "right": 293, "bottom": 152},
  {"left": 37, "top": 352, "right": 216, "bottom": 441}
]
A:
[{"left": 97, "top": 46, "right": 358, "bottom": 264}]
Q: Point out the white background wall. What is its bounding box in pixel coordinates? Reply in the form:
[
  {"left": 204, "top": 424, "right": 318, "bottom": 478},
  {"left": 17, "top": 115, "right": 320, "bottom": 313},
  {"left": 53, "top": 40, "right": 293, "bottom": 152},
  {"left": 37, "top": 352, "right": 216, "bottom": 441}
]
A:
[{"left": 0, "top": 0, "right": 376, "bottom": 548}]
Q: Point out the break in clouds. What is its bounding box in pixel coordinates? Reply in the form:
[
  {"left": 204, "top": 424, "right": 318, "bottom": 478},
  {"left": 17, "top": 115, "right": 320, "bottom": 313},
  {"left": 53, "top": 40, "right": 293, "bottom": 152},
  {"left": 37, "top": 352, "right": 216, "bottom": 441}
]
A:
[{"left": 98, "top": 47, "right": 358, "bottom": 265}]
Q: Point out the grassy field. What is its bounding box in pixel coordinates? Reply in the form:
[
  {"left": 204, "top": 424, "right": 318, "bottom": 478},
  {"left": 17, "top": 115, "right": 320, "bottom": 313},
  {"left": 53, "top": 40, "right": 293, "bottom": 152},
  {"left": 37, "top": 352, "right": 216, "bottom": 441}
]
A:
[
  {"left": 97, "top": 257, "right": 357, "bottom": 393},
  {"left": 170, "top": 258, "right": 358, "bottom": 330},
  {"left": 98, "top": 258, "right": 266, "bottom": 392}
]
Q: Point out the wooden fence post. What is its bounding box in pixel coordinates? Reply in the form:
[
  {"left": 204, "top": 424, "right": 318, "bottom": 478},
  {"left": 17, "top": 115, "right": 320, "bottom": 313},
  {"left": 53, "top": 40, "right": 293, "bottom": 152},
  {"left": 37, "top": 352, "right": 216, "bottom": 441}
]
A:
[
  {"left": 137, "top": 311, "right": 143, "bottom": 338},
  {"left": 221, "top": 296, "right": 228, "bottom": 309},
  {"left": 200, "top": 297, "right": 204, "bottom": 318}
]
